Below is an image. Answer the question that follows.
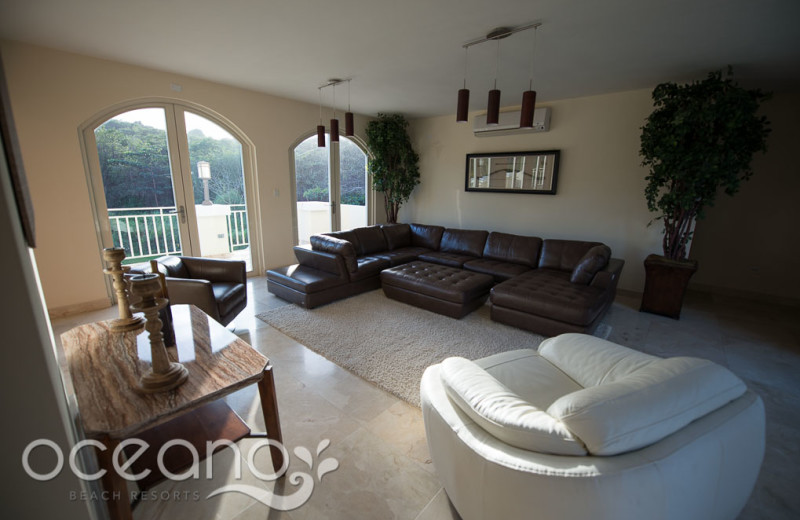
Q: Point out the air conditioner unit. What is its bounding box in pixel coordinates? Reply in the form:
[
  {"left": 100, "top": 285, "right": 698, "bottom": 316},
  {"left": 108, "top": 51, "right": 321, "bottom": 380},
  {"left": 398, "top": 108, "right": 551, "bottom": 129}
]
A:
[{"left": 473, "top": 107, "right": 551, "bottom": 136}]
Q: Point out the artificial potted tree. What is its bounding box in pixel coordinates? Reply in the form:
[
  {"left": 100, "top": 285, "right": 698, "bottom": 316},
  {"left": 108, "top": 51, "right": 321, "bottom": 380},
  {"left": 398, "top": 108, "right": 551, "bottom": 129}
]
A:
[
  {"left": 365, "top": 113, "right": 420, "bottom": 223},
  {"left": 639, "top": 69, "right": 771, "bottom": 319}
]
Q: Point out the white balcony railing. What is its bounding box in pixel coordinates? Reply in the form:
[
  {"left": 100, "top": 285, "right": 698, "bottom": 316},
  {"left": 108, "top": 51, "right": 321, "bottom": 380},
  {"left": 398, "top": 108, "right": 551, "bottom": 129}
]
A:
[{"left": 108, "top": 205, "right": 249, "bottom": 263}]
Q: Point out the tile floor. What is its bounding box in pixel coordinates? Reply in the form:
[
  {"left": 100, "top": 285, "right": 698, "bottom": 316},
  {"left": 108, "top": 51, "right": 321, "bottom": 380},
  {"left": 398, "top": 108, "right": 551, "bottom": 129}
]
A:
[{"left": 50, "top": 277, "right": 800, "bottom": 520}]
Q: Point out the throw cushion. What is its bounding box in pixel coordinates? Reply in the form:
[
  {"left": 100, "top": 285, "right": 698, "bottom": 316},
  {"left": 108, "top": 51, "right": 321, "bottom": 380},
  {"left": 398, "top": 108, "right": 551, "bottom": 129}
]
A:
[
  {"left": 547, "top": 357, "right": 747, "bottom": 456},
  {"left": 382, "top": 224, "right": 412, "bottom": 250},
  {"left": 440, "top": 356, "right": 587, "bottom": 456},
  {"left": 570, "top": 245, "right": 611, "bottom": 284}
]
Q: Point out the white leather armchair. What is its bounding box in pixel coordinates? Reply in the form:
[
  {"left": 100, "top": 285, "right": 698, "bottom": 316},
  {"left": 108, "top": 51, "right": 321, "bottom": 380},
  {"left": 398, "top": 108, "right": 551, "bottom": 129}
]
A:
[{"left": 421, "top": 334, "right": 764, "bottom": 520}]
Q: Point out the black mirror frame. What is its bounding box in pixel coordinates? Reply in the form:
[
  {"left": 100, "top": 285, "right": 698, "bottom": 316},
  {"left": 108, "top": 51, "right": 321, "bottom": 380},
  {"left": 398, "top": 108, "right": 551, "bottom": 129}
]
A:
[{"left": 465, "top": 150, "right": 560, "bottom": 195}]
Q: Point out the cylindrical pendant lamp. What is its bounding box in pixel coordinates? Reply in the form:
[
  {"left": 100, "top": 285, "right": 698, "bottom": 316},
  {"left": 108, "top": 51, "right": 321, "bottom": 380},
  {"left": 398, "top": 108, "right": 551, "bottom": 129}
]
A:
[
  {"left": 456, "top": 88, "right": 470, "bottom": 123},
  {"left": 486, "top": 88, "right": 501, "bottom": 125},
  {"left": 317, "top": 125, "right": 325, "bottom": 147},
  {"left": 345, "top": 112, "right": 354, "bottom": 137},
  {"left": 330, "top": 118, "right": 339, "bottom": 142},
  {"left": 519, "top": 90, "right": 536, "bottom": 128}
]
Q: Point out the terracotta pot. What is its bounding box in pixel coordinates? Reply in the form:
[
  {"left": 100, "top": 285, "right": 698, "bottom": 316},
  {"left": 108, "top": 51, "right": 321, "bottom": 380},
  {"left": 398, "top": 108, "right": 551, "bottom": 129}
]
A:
[{"left": 640, "top": 254, "right": 698, "bottom": 319}]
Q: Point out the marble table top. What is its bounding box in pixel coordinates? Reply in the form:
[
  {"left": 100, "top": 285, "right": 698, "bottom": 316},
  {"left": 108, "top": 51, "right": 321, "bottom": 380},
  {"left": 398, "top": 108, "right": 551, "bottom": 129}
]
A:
[{"left": 61, "top": 304, "right": 268, "bottom": 438}]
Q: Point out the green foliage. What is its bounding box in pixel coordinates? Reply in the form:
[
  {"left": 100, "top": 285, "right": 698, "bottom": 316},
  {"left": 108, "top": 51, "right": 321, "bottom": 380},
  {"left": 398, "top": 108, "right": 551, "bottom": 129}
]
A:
[
  {"left": 96, "top": 119, "right": 245, "bottom": 209},
  {"left": 293, "top": 135, "right": 367, "bottom": 206},
  {"left": 365, "top": 113, "right": 420, "bottom": 223},
  {"left": 303, "top": 186, "right": 329, "bottom": 202},
  {"left": 640, "top": 69, "right": 771, "bottom": 260}
]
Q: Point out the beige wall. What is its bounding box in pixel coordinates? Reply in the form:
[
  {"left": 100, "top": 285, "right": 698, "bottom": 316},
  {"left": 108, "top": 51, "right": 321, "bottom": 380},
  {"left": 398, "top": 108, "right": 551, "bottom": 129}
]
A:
[
  {"left": 0, "top": 41, "right": 371, "bottom": 311},
  {"left": 690, "top": 91, "right": 800, "bottom": 302},
  {"left": 406, "top": 89, "right": 662, "bottom": 293}
]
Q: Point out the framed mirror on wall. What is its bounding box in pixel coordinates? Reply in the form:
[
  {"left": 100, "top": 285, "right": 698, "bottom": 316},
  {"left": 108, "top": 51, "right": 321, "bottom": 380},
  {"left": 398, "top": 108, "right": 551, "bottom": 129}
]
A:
[{"left": 465, "top": 150, "right": 560, "bottom": 194}]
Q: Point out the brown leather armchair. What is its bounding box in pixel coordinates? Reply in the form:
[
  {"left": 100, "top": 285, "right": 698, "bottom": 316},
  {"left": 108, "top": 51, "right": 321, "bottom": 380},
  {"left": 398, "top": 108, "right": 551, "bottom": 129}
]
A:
[{"left": 152, "top": 256, "right": 247, "bottom": 326}]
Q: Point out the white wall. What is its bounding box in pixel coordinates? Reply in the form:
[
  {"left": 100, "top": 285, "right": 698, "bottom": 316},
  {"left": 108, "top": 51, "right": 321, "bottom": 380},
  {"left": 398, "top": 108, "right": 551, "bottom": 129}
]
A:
[
  {"left": 0, "top": 117, "right": 93, "bottom": 518},
  {"left": 405, "top": 89, "right": 662, "bottom": 293},
  {"left": 0, "top": 40, "right": 371, "bottom": 313}
]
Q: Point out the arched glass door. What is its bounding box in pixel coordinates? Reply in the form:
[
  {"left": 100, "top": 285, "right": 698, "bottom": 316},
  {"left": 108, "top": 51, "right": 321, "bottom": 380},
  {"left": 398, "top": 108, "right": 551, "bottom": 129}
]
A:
[
  {"left": 292, "top": 133, "right": 369, "bottom": 245},
  {"left": 86, "top": 104, "right": 255, "bottom": 271}
]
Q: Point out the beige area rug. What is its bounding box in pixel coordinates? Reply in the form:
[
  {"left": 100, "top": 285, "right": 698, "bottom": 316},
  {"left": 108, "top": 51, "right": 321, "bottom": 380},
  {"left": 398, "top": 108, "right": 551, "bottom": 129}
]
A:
[{"left": 256, "top": 290, "right": 553, "bottom": 407}]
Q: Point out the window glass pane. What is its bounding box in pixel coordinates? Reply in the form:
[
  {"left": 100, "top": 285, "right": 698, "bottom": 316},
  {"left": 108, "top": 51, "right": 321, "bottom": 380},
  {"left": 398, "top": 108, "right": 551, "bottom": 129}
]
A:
[
  {"left": 95, "top": 108, "right": 182, "bottom": 264},
  {"left": 339, "top": 137, "right": 368, "bottom": 230},
  {"left": 184, "top": 112, "right": 252, "bottom": 271},
  {"left": 293, "top": 134, "right": 332, "bottom": 245}
]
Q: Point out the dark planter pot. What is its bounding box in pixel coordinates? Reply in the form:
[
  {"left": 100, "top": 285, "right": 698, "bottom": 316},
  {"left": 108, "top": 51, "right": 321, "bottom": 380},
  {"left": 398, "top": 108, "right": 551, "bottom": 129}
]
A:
[{"left": 640, "top": 254, "right": 698, "bottom": 319}]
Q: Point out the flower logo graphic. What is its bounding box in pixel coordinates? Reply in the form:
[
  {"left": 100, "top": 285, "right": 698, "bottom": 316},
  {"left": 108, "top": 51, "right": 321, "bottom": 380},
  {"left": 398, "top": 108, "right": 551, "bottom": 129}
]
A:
[{"left": 206, "top": 439, "right": 339, "bottom": 511}]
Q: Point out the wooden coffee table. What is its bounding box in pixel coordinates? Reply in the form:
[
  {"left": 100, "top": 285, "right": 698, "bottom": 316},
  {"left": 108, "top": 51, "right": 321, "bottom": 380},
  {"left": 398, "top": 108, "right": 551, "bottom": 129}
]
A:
[{"left": 61, "top": 304, "right": 283, "bottom": 520}]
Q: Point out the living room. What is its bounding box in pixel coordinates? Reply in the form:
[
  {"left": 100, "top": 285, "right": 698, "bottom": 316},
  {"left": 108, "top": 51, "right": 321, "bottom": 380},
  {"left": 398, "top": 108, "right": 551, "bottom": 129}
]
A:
[{"left": 1, "top": 1, "right": 799, "bottom": 519}]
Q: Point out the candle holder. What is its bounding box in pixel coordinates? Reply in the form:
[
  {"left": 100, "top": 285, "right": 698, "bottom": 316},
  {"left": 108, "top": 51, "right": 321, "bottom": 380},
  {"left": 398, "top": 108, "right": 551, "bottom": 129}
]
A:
[
  {"left": 102, "top": 248, "right": 145, "bottom": 332},
  {"left": 129, "top": 274, "right": 188, "bottom": 393}
]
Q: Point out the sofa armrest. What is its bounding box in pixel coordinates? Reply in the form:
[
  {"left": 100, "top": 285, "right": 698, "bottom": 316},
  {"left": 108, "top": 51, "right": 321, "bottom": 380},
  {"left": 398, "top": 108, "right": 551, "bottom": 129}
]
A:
[
  {"left": 181, "top": 256, "right": 246, "bottom": 284},
  {"left": 293, "top": 246, "right": 348, "bottom": 278},
  {"left": 590, "top": 258, "right": 625, "bottom": 291},
  {"left": 310, "top": 234, "right": 358, "bottom": 273},
  {"left": 164, "top": 278, "right": 220, "bottom": 321}
]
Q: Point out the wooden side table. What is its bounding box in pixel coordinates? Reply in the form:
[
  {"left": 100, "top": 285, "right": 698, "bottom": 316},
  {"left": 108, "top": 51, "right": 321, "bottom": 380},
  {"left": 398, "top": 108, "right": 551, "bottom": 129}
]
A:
[{"left": 61, "top": 304, "right": 284, "bottom": 520}]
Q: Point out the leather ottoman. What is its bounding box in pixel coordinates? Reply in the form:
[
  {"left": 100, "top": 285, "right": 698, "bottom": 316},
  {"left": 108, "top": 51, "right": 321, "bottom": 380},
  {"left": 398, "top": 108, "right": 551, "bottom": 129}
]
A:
[{"left": 380, "top": 261, "right": 494, "bottom": 318}]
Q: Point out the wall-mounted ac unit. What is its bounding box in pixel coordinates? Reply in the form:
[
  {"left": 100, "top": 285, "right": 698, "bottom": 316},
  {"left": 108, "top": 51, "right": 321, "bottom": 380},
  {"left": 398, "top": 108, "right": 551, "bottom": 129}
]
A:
[{"left": 473, "top": 107, "right": 551, "bottom": 136}]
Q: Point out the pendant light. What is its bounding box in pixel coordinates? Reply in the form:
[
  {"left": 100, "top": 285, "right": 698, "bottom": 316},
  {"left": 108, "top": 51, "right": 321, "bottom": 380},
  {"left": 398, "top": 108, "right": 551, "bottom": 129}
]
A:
[
  {"left": 486, "top": 38, "right": 501, "bottom": 125},
  {"left": 456, "top": 47, "right": 470, "bottom": 123},
  {"left": 317, "top": 88, "right": 325, "bottom": 147},
  {"left": 330, "top": 82, "right": 339, "bottom": 142},
  {"left": 520, "top": 26, "right": 538, "bottom": 128},
  {"left": 345, "top": 79, "right": 354, "bottom": 136},
  {"left": 456, "top": 22, "right": 542, "bottom": 126}
]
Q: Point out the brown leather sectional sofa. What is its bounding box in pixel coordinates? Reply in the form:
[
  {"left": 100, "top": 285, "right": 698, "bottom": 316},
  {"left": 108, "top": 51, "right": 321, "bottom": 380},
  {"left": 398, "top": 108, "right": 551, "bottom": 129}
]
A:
[{"left": 267, "top": 223, "right": 624, "bottom": 336}]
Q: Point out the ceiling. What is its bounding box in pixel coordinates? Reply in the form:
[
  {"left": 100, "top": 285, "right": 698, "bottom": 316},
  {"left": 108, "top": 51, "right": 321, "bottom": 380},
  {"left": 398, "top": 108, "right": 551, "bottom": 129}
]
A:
[{"left": 1, "top": 0, "right": 799, "bottom": 119}]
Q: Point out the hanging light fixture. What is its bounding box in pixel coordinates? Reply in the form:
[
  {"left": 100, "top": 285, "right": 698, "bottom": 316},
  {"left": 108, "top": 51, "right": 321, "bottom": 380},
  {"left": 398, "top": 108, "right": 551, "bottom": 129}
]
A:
[
  {"left": 457, "top": 22, "right": 542, "bottom": 126},
  {"left": 330, "top": 81, "right": 340, "bottom": 142},
  {"left": 317, "top": 88, "right": 326, "bottom": 147},
  {"left": 486, "top": 31, "right": 505, "bottom": 125},
  {"left": 345, "top": 79, "right": 354, "bottom": 136},
  {"left": 520, "top": 25, "right": 538, "bottom": 128},
  {"left": 456, "top": 47, "right": 470, "bottom": 122}
]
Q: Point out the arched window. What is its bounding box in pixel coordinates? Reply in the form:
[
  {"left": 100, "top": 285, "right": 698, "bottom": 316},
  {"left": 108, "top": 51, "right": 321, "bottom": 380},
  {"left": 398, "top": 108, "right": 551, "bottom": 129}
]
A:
[
  {"left": 81, "top": 101, "right": 260, "bottom": 273},
  {"left": 290, "top": 133, "right": 371, "bottom": 245}
]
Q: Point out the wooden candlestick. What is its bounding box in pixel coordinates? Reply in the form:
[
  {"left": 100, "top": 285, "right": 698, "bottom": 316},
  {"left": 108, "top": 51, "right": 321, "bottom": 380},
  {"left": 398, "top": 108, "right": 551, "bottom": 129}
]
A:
[
  {"left": 102, "top": 248, "right": 145, "bottom": 332},
  {"left": 129, "top": 274, "right": 188, "bottom": 393}
]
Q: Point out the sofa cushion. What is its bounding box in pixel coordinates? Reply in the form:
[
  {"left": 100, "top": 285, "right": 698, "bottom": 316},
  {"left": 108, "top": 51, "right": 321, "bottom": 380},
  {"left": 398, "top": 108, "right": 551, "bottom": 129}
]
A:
[
  {"left": 570, "top": 245, "right": 612, "bottom": 285},
  {"left": 490, "top": 270, "right": 610, "bottom": 326},
  {"left": 410, "top": 223, "right": 445, "bottom": 250},
  {"left": 310, "top": 235, "right": 358, "bottom": 273},
  {"left": 418, "top": 251, "right": 477, "bottom": 268},
  {"left": 547, "top": 356, "right": 747, "bottom": 455},
  {"left": 440, "top": 356, "right": 587, "bottom": 456},
  {"left": 463, "top": 258, "right": 532, "bottom": 281},
  {"left": 538, "top": 333, "right": 658, "bottom": 387},
  {"left": 353, "top": 226, "right": 388, "bottom": 255},
  {"left": 440, "top": 228, "right": 489, "bottom": 257},
  {"left": 483, "top": 232, "right": 542, "bottom": 268},
  {"left": 539, "top": 239, "right": 603, "bottom": 272},
  {"left": 382, "top": 223, "right": 412, "bottom": 250},
  {"left": 374, "top": 246, "right": 429, "bottom": 266},
  {"left": 266, "top": 264, "right": 347, "bottom": 293},
  {"left": 349, "top": 256, "right": 391, "bottom": 282}
]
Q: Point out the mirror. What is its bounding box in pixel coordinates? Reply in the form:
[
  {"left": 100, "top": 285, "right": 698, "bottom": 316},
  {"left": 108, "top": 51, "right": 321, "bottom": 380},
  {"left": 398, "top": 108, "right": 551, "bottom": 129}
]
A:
[{"left": 465, "top": 150, "right": 559, "bottom": 194}]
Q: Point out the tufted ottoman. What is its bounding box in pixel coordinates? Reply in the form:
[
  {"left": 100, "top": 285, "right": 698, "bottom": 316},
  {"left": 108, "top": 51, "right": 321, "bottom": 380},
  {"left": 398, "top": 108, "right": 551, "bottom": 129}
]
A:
[
  {"left": 490, "top": 269, "right": 612, "bottom": 336},
  {"left": 380, "top": 261, "right": 495, "bottom": 318}
]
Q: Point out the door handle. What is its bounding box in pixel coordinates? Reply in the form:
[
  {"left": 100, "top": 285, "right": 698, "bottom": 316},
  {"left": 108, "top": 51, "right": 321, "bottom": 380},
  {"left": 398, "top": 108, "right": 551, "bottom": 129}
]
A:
[{"left": 177, "top": 205, "right": 186, "bottom": 223}]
